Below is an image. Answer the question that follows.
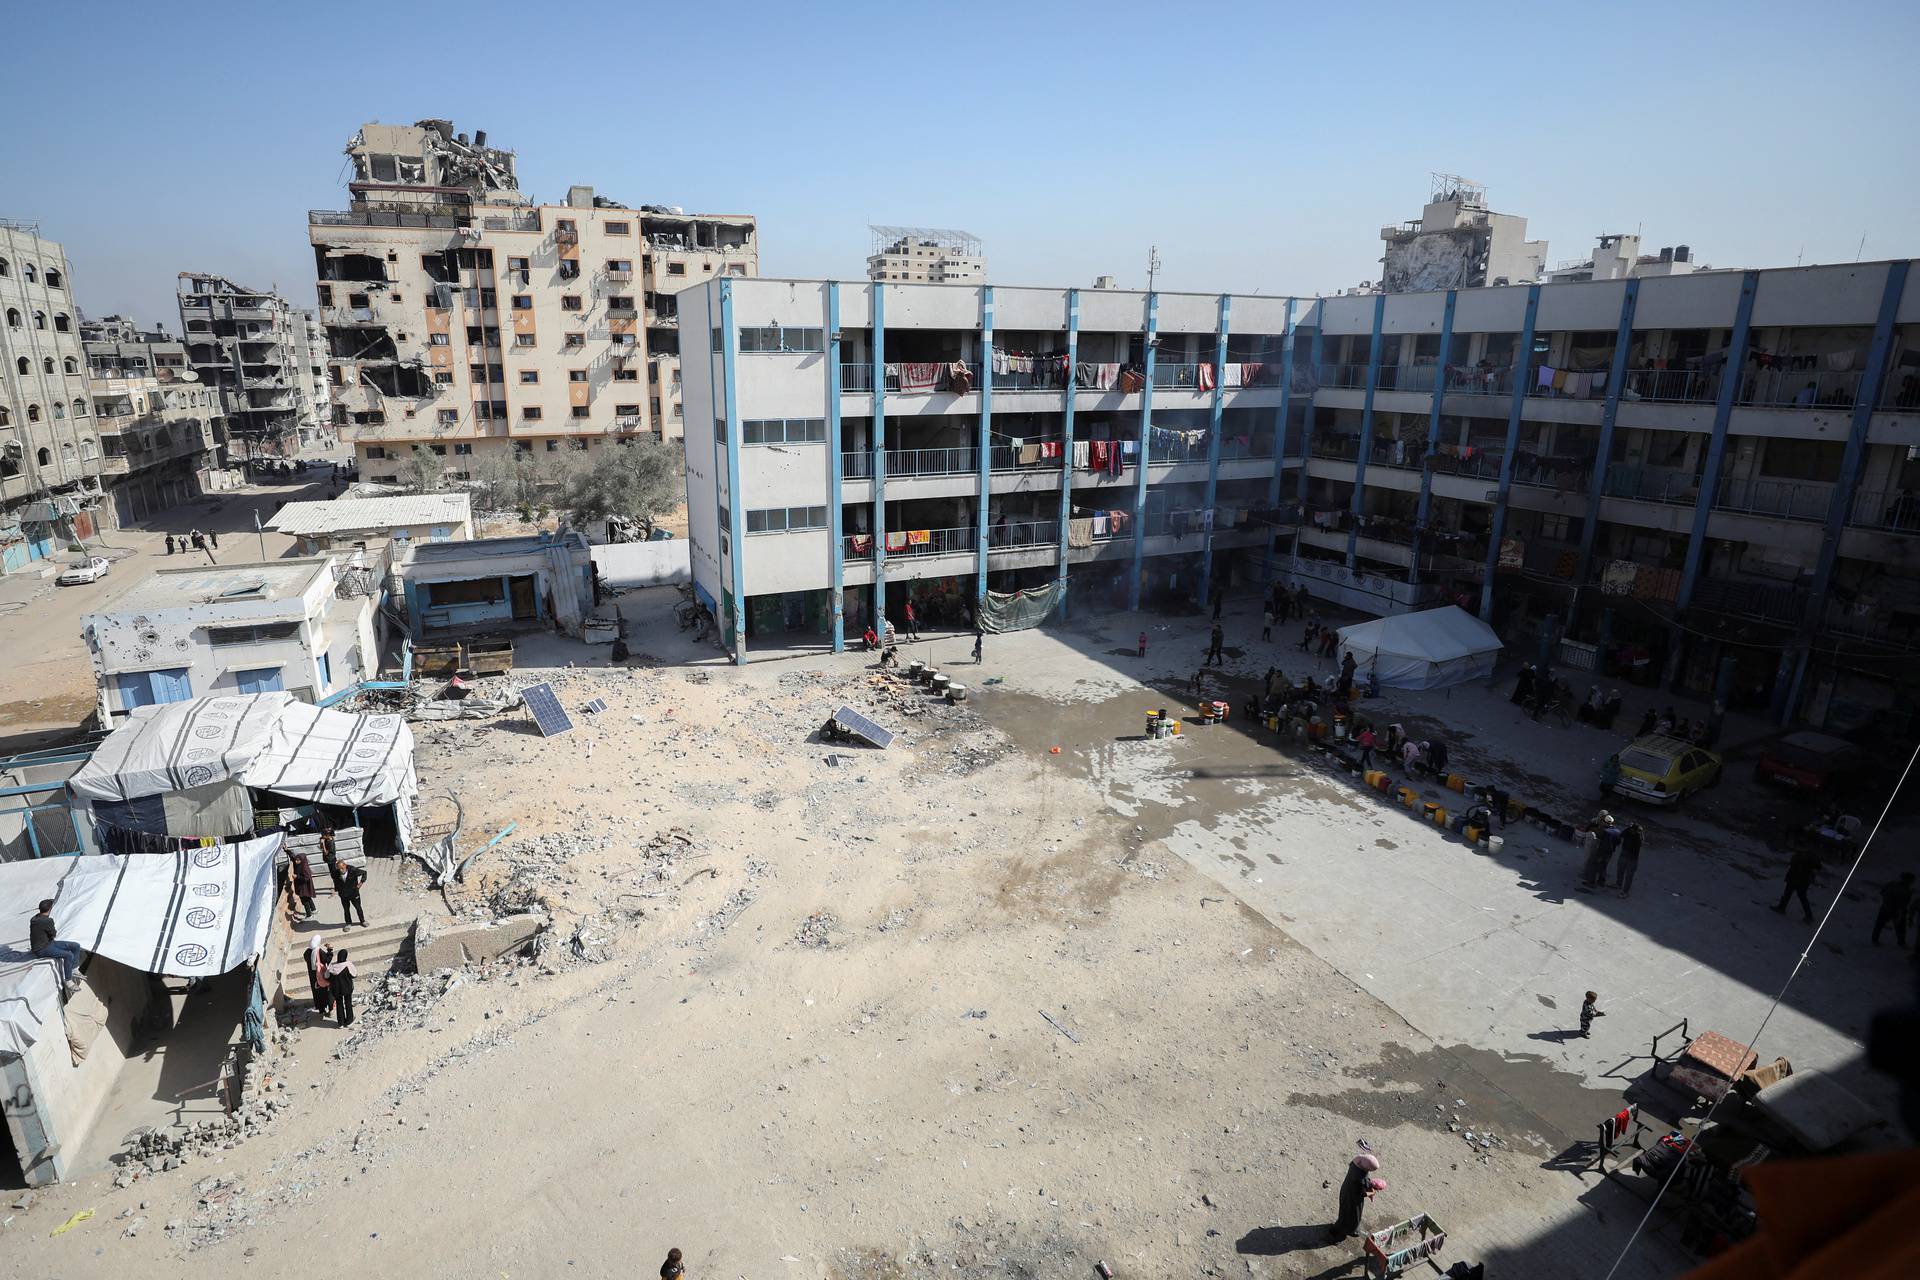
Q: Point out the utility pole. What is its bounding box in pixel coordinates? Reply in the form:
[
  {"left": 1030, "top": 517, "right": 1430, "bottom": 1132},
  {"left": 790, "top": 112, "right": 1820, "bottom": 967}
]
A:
[
  {"left": 255, "top": 508, "right": 266, "bottom": 560},
  {"left": 1146, "top": 245, "right": 1161, "bottom": 294}
]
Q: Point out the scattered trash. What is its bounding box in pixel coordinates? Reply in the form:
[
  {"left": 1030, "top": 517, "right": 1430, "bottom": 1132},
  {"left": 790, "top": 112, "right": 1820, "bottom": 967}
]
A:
[
  {"left": 50, "top": 1208, "right": 94, "bottom": 1237},
  {"left": 1049, "top": 746, "right": 1062, "bottom": 754},
  {"left": 963, "top": 1009, "right": 989, "bottom": 1020},
  {"left": 1039, "top": 1009, "right": 1081, "bottom": 1045}
]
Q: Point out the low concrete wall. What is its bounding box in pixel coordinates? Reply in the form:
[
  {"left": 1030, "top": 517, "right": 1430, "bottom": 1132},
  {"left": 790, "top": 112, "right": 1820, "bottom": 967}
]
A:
[
  {"left": 591, "top": 540, "right": 690, "bottom": 588},
  {"left": 1286, "top": 555, "right": 1444, "bottom": 618},
  {"left": 412, "top": 913, "right": 547, "bottom": 971}
]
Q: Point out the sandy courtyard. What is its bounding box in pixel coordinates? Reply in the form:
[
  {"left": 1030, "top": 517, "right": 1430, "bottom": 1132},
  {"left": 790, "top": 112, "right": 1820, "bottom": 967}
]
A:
[{"left": 9, "top": 591, "right": 1907, "bottom": 1278}]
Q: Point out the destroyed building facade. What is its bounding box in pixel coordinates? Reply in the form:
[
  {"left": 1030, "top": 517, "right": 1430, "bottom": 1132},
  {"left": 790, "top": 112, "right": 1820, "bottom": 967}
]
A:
[
  {"left": 177, "top": 273, "right": 331, "bottom": 458},
  {"left": 1379, "top": 175, "right": 1548, "bottom": 293},
  {"left": 0, "top": 220, "right": 108, "bottom": 571},
  {"left": 81, "top": 315, "right": 230, "bottom": 524},
  {"left": 309, "top": 118, "right": 757, "bottom": 481},
  {"left": 867, "top": 227, "right": 985, "bottom": 283},
  {"left": 681, "top": 261, "right": 1920, "bottom": 735}
]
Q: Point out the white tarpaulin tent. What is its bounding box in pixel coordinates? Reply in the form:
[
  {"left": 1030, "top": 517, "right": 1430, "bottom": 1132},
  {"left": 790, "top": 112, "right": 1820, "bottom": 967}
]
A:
[
  {"left": 0, "top": 834, "right": 282, "bottom": 1054},
  {"left": 68, "top": 693, "right": 419, "bottom": 850},
  {"left": 1336, "top": 605, "right": 1503, "bottom": 690}
]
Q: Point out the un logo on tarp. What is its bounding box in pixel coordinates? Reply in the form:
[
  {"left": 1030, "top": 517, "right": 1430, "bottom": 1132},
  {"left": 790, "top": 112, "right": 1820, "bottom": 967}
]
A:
[{"left": 173, "top": 943, "right": 209, "bottom": 967}]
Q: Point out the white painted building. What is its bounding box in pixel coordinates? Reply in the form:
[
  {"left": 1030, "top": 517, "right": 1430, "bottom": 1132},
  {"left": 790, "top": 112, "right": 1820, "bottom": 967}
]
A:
[
  {"left": 681, "top": 261, "right": 1920, "bottom": 734},
  {"left": 265, "top": 491, "right": 473, "bottom": 555},
  {"left": 81, "top": 556, "right": 380, "bottom": 723}
]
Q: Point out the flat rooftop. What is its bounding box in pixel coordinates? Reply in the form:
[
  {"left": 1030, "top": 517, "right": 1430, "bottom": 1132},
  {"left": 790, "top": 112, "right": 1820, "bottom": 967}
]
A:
[
  {"left": 265, "top": 493, "right": 472, "bottom": 537},
  {"left": 403, "top": 533, "right": 572, "bottom": 567},
  {"left": 94, "top": 559, "right": 331, "bottom": 615}
]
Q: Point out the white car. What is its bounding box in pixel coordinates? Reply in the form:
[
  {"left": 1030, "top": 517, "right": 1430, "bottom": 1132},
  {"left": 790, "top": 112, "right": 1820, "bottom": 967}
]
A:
[{"left": 56, "top": 556, "right": 111, "bottom": 586}]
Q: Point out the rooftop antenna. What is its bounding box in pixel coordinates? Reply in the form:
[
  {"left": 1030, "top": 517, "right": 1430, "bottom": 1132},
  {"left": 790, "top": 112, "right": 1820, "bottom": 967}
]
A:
[
  {"left": 1856, "top": 234, "right": 1867, "bottom": 263},
  {"left": 1146, "top": 245, "right": 1161, "bottom": 293}
]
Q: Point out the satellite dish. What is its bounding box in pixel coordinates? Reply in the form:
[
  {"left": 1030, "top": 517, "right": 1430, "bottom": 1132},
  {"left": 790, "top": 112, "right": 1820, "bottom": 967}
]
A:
[{"left": 179, "top": 369, "right": 200, "bottom": 382}]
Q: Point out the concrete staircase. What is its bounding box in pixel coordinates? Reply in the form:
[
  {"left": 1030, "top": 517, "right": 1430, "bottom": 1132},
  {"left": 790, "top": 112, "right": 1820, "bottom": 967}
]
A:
[{"left": 280, "top": 917, "right": 413, "bottom": 1007}]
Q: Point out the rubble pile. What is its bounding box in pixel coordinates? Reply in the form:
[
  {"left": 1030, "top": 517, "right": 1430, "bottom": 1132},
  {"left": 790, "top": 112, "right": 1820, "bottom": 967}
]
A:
[
  {"left": 793, "top": 910, "right": 840, "bottom": 948},
  {"left": 114, "top": 1057, "right": 291, "bottom": 1185},
  {"left": 168, "top": 1174, "right": 255, "bottom": 1251}
]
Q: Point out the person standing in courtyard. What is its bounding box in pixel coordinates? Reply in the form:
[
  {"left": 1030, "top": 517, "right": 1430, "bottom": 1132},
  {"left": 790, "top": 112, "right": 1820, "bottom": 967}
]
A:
[
  {"left": 1206, "top": 622, "right": 1225, "bottom": 667},
  {"left": 1615, "top": 822, "right": 1644, "bottom": 897},
  {"left": 29, "top": 899, "right": 84, "bottom": 990},
  {"left": 1339, "top": 650, "right": 1357, "bottom": 700},
  {"left": 1771, "top": 844, "right": 1822, "bottom": 923},
  {"left": 1211, "top": 586, "right": 1223, "bottom": 621},
  {"left": 305, "top": 935, "right": 331, "bottom": 1015},
  {"left": 208, "top": 529, "right": 218, "bottom": 550},
  {"left": 1327, "top": 1149, "right": 1385, "bottom": 1241},
  {"left": 1137, "top": 630, "right": 1147, "bottom": 659},
  {"left": 1299, "top": 619, "right": 1317, "bottom": 652},
  {"left": 329, "top": 948, "right": 357, "bottom": 1027},
  {"left": 338, "top": 858, "right": 368, "bottom": 928},
  {"left": 164, "top": 533, "right": 175, "bottom": 555},
  {"left": 972, "top": 625, "right": 984, "bottom": 665},
  {"left": 1872, "top": 871, "right": 1915, "bottom": 946},
  {"left": 1357, "top": 725, "right": 1377, "bottom": 770},
  {"left": 1262, "top": 605, "right": 1274, "bottom": 642},
  {"left": 1580, "top": 991, "right": 1605, "bottom": 1038},
  {"left": 904, "top": 599, "right": 919, "bottom": 641},
  {"left": 288, "top": 844, "right": 317, "bottom": 917}
]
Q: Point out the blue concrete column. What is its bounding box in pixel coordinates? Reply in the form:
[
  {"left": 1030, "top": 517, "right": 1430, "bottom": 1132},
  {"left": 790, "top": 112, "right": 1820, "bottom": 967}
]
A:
[
  {"left": 1295, "top": 322, "right": 1323, "bottom": 506},
  {"left": 1264, "top": 298, "right": 1298, "bottom": 586},
  {"left": 871, "top": 283, "right": 887, "bottom": 629},
  {"left": 1571, "top": 279, "right": 1641, "bottom": 606},
  {"left": 1127, "top": 292, "right": 1159, "bottom": 610},
  {"left": 1058, "top": 288, "right": 1080, "bottom": 609},
  {"left": 976, "top": 287, "right": 994, "bottom": 603},
  {"left": 1197, "top": 294, "right": 1231, "bottom": 606},
  {"left": 1346, "top": 293, "right": 1387, "bottom": 568},
  {"left": 1674, "top": 270, "right": 1760, "bottom": 616},
  {"left": 1478, "top": 285, "right": 1542, "bottom": 622},
  {"left": 1409, "top": 290, "right": 1457, "bottom": 584},
  {"left": 827, "top": 282, "right": 845, "bottom": 652},
  {"left": 1805, "top": 260, "right": 1908, "bottom": 621},
  {"left": 719, "top": 278, "right": 748, "bottom": 663}
]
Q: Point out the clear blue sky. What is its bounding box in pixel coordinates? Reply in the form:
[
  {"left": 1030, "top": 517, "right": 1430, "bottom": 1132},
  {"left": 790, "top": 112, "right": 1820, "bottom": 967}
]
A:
[{"left": 4, "top": 0, "right": 1915, "bottom": 329}]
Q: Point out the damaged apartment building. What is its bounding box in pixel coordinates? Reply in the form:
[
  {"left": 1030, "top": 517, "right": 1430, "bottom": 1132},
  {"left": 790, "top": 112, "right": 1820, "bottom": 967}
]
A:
[
  {"left": 81, "top": 316, "right": 231, "bottom": 524},
  {"left": 176, "top": 274, "right": 330, "bottom": 460},
  {"left": 308, "top": 118, "right": 757, "bottom": 484},
  {"left": 682, "top": 258, "right": 1920, "bottom": 735},
  {"left": 1, "top": 220, "right": 108, "bottom": 572}
]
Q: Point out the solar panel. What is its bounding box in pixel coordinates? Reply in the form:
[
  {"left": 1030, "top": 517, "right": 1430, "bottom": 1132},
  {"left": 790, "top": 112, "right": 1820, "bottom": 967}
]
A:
[
  {"left": 831, "top": 705, "right": 893, "bottom": 749},
  {"left": 582, "top": 698, "right": 607, "bottom": 715},
  {"left": 522, "top": 682, "right": 575, "bottom": 737}
]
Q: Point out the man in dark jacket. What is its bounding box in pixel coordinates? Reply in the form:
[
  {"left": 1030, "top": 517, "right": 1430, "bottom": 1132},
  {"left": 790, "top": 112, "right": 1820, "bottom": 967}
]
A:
[
  {"left": 29, "top": 899, "right": 84, "bottom": 988},
  {"left": 1615, "top": 823, "right": 1644, "bottom": 897},
  {"left": 1872, "top": 872, "right": 1915, "bottom": 946},
  {"left": 1771, "top": 845, "right": 1822, "bottom": 923}
]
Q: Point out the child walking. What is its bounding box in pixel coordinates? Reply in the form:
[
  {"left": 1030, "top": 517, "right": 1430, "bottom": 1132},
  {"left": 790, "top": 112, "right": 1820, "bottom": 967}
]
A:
[{"left": 1580, "top": 991, "right": 1605, "bottom": 1039}]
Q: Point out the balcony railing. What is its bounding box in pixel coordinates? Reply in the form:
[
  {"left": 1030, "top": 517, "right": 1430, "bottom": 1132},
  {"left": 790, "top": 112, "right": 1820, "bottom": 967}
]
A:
[
  {"left": 1712, "top": 476, "right": 1833, "bottom": 522},
  {"left": 309, "top": 208, "right": 465, "bottom": 230},
  {"left": 1737, "top": 369, "right": 1864, "bottom": 409},
  {"left": 1604, "top": 463, "right": 1699, "bottom": 506},
  {"left": 1317, "top": 363, "right": 1369, "bottom": 390},
  {"left": 1622, "top": 367, "right": 1718, "bottom": 404},
  {"left": 1310, "top": 433, "right": 1360, "bottom": 461},
  {"left": 843, "top": 526, "right": 973, "bottom": 558},
  {"left": 988, "top": 519, "right": 1056, "bottom": 550},
  {"left": 841, "top": 446, "right": 979, "bottom": 480},
  {"left": 1691, "top": 578, "right": 1808, "bottom": 626},
  {"left": 1883, "top": 373, "right": 1920, "bottom": 411},
  {"left": 1444, "top": 364, "right": 1516, "bottom": 396},
  {"left": 1846, "top": 489, "right": 1920, "bottom": 534}
]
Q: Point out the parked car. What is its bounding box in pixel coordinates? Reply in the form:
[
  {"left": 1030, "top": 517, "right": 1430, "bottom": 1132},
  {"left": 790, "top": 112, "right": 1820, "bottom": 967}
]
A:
[
  {"left": 1609, "top": 734, "right": 1722, "bottom": 804},
  {"left": 1754, "top": 730, "right": 1862, "bottom": 797},
  {"left": 55, "top": 556, "right": 111, "bottom": 586}
]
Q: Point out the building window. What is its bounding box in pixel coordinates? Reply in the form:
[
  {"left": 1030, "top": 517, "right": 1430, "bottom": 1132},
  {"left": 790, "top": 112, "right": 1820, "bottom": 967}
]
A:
[
  {"left": 4, "top": 308, "right": 17, "bottom": 327},
  {"left": 523, "top": 406, "right": 543, "bottom": 420},
  {"left": 454, "top": 443, "right": 472, "bottom": 455},
  {"left": 508, "top": 256, "right": 530, "bottom": 273},
  {"left": 514, "top": 333, "right": 536, "bottom": 347},
  {"left": 434, "top": 371, "right": 454, "bottom": 385},
  {"left": 72, "top": 398, "right": 86, "bottom": 417},
  {"left": 651, "top": 398, "right": 662, "bottom": 417},
  {"left": 738, "top": 325, "right": 825, "bottom": 354},
  {"left": 0, "top": 258, "right": 8, "bottom": 277},
  {"left": 429, "top": 444, "right": 447, "bottom": 456},
  {"left": 667, "top": 262, "right": 686, "bottom": 276},
  {"left": 605, "top": 221, "right": 629, "bottom": 236},
  {"left": 570, "top": 439, "right": 588, "bottom": 451},
  {"left": 564, "top": 334, "right": 585, "bottom": 349},
  {"left": 438, "top": 410, "right": 458, "bottom": 425},
  {"left": 613, "top": 369, "right": 638, "bottom": 382},
  {"left": 63, "top": 356, "right": 78, "bottom": 374},
  {"left": 511, "top": 295, "right": 532, "bottom": 310},
  {"left": 32, "top": 311, "right": 46, "bottom": 330},
  {"left": 571, "top": 405, "right": 591, "bottom": 419},
  {"left": 746, "top": 506, "right": 828, "bottom": 534},
  {"left": 616, "top": 403, "right": 642, "bottom": 417},
  {"left": 561, "top": 296, "right": 583, "bottom": 312},
  {"left": 672, "top": 402, "right": 682, "bottom": 418},
  {"left": 431, "top": 332, "right": 450, "bottom": 346},
  {"left": 545, "top": 440, "right": 560, "bottom": 452},
  {"left": 519, "top": 370, "right": 540, "bottom": 384},
  {"left": 366, "top": 446, "right": 388, "bottom": 459},
  {"left": 569, "top": 370, "right": 588, "bottom": 383},
  {"left": 23, "top": 264, "right": 36, "bottom": 284},
  {"left": 26, "top": 404, "right": 41, "bottom": 422}
]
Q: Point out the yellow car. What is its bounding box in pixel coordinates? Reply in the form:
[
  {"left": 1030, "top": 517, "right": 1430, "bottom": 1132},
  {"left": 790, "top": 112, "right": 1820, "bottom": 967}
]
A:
[{"left": 1608, "top": 735, "right": 1722, "bottom": 805}]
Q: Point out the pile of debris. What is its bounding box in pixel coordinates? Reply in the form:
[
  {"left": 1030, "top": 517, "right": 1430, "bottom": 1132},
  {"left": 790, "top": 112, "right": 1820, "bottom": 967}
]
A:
[
  {"left": 166, "top": 1174, "right": 255, "bottom": 1251},
  {"left": 340, "top": 969, "right": 473, "bottom": 1046},
  {"left": 114, "top": 1060, "right": 292, "bottom": 1185}
]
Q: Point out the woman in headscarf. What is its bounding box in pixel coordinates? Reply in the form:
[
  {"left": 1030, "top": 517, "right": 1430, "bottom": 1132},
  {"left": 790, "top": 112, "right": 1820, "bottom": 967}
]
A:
[
  {"left": 288, "top": 848, "right": 316, "bottom": 918},
  {"left": 305, "top": 936, "right": 332, "bottom": 1016},
  {"left": 330, "top": 949, "right": 357, "bottom": 1028},
  {"left": 1328, "top": 1151, "right": 1386, "bottom": 1241}
]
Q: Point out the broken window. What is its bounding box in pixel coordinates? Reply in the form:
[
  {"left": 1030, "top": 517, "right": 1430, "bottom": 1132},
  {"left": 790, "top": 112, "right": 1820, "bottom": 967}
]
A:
[
  {"left": 317, "top": 285, "right": 333, "bottom": 306},
  {"left": 454, "top": 443, "right": 472, "bottom": 455},
  {"left": 558, "top": 262, "right": 580, "bottom": 281},
  {"left": 514, "top": 334, "right": 536, "bottom": 348},
  {"left": 434, "top": 371, "right": 453, "bottom": 385},
  {"left": 608, "top": 296, "right": 635, "bottom": 312},
  {"left": 370, "top": 154, "right": 399, "bottom": 182},
  {"left": 438, "top": 410, "right": 458, "bottom": 426},
  {"left": 614, "top": 369, "right": 638, "bottom": 382},
  {"left": 562, "top": 296, "right": 583, "bottom": 312},
  {"left": 421, "top": 253, "right": 457, "bottom": 283},
  {"left": 466, "top": 326, "right": 483, "bottom": 344},
  {"left": 616, "top": 403, "right": 641, "bottom": 416},
  {"left": 563, "top": 334, "right": 584, "bottom": 349}
]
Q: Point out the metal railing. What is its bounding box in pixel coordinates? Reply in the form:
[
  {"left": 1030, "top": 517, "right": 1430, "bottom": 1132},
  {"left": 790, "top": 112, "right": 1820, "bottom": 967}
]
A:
[
  {"left": 1623, "top": 367, "right": 1717, "bottom": 404},
  {"left": 1444, "top": 364, "right": 1515, "bottom": 396},
  {"left": 1712, "top": 476, "right": 1833, "bottom": 521},
  {"left": 988, "top": 519, "right": 1056, "bottom": 550},
  {"left": 1310, "top": 434, "right": 1360, "bottom": 461},
  {"left": 1883, "top": 373, "right": 1920, "bottom": 410},
  {"left": 1317, "top": 363, "right": 1369, "bottom": 390},
  {"left": 989, "top": 442, "right": 1072, "bottom": 471},
  {"left": 1846, "top": 489, "right": 1920, "bottom": 534},
  {"left": 1151, "top": 362, "right": 1205, "bottom": 390},
  {"left": 1738, "top": 369, "right": 1864, "bottom": 409},
  {"left": 1604, "top": 463, "right": 1699, "bottom": 505},
  {"left": 309, "top": 208, "right": 465, "bottom": 230},
  {"left": 844, "top": 526, "right": 973, "bottom": 558},
  {"left": 1692, "top": 578, "right": 1808, "bottom": 625},
  {"left": 837, "top": 361, "right": 980, "bottom": 393},
  {"left": 840, "top": 446, "right": 980, "bottom": 480}
]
